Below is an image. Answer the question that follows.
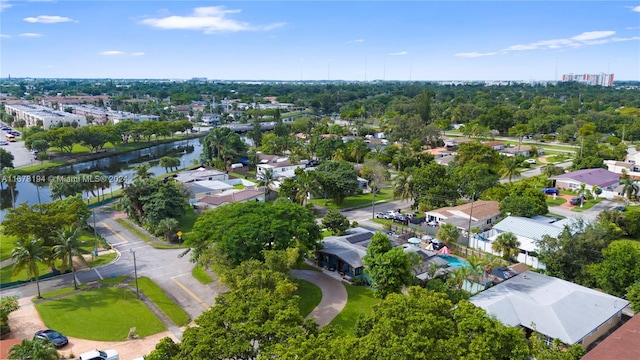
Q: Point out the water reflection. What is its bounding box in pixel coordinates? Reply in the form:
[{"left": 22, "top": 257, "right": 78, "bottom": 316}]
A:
[{"left": 0, "top": 139, "right": 204, "bottom": 218}]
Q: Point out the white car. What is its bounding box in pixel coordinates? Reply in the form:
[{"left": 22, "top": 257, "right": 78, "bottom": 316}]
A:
[
  {"left": 524, "top": 159, "right": 537, "bottom": 164},
  {"left": 78, "top": 349, "right": 119, "bottom": 360}
]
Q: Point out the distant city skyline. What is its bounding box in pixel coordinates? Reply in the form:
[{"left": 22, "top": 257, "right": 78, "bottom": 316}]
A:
[{"left": 1, "top": 1, "right": 639, "bottom": 81}]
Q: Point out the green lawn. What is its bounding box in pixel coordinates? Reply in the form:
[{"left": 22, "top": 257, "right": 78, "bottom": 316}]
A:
[
  {"left": 328, "top": 284, "right": 379, "bottom": 336},
  {"left": 100, "top": 275, "right": 128, "bottom": 285},
  {"left": 310, "top": 188, "right": 394, "bottom": 210},
  {"left": 192, "top": 265, "right": 213, "bottom": 284},
  {"left": 132, "top": 277, "right": 190, "bottom": 326},
  {"left": 177, "top": 208, "right": 198, "bottom": 235},
  {"left": 292, "top": 262, "right": 321, "bottom": 272},
  {"left": 546, "top": 197, "right": 567, "bottom": 206},
  {"left": 293, "top": 279, "right": 322, "bottom": 317},
  {"left": 0, "top": 230, "right": 18, "bottom": 261},
  {"left": 35, "top": 287, "right": 165, "bottom": 341},
  {"left": 116, "top": 218, "right": 153, "bottom": 242},
  {"left": 571, "top": 198, "right": 603, "bottom": 212}
]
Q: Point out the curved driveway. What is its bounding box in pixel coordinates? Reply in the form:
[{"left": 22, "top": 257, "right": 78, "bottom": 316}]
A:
[{"left": 291, "top": 269, "right": 347, "bottom": 327}]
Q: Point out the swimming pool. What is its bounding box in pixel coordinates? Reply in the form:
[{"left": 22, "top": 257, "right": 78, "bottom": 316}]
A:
[{"left": 439, "top": 255, "right": 470, "bottom": 268}]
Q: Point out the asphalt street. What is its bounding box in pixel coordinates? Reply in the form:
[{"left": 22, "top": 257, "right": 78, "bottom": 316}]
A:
[
  {"left": 2, "top": 206, "right": 222, "bottom": 322},
  {"left": 1, "top": 132, "right": 34, "bottom": 168}
]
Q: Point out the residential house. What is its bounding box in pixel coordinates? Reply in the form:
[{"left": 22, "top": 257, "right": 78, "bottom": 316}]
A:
[
  {"left": 604, "top": 147, "right": 640, "bottom": 180},
  {"left": 473, "top": 216, "right": 581, "bottom": 269},
  {"left": 551, "top": 168, "right": 620, "bottom": 198},
  {"left": 256, "top": 152, "right": 307, "bottom": 181},
  {"left": 201, "top": 113, "right": 222, "bottom": 127},
  {"left": 426, "top": 147, "right": 454, "bottom": 159},
  {"left": 194, "top": 189, "right": 265, "bottom": 210},
  {"left": 185, "top": 180, "right": 234, "bottom": 204},
  {"left": 173, "top": 166, "right": 229, "bottom": 183},
  {"left": 469, "top": 271, "right": 629, "bottom": 349},
  {"left": 582, "top": 314, "right": 640, "bottom": 359},
  {"left": 499, "top": 145, "right": 542, "bottom": 157},
  {"left": 316, "top": 227, "right": 374, "bottom": 284},
  {"left": 483, "top": 141, "right": 506, "bottom": 150},
  {"left": 425, "top": 200, "right": 501, "bottom": 232}
]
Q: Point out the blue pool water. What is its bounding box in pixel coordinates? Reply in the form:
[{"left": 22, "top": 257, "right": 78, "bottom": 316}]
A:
[{"left": 439, "top": 255, "right": 470, "bottom": 268}]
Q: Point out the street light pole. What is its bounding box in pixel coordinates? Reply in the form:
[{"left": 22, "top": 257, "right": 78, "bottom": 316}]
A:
[{"left": 130, "top": 249, "right": 139, "bottom": 299}]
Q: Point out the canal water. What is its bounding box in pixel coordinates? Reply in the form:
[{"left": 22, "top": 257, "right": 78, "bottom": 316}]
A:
[{"left": 0, "top": 138, "right": 205, "bottom": 218}]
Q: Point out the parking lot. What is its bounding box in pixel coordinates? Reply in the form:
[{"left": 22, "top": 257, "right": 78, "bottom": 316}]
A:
[{"left": 1, "top": 130, "right": 34, "bottom": 168}]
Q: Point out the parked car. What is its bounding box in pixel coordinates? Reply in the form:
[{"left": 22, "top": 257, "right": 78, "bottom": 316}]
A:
[
  {"left": 613, "top": 205, "right": 627, "bottom": 212},
  {"left": 78, "top": 349, "right": 119, "bottom": 360},
  {"left": 542, "top": 188, "right": 559, "bottom": 195},
  {"left": 1, "top": 126, "right": 11, "bottom": 131},
  {"left": 34, "top": 329, "right": 68, "bottom": 348},
  {"left": 375, "top": 212, "right": 388, "bottom": 219},
  {"left": 570, "top": 197, "right": 584, "bottom": 205},
  {"left": 0, "top": 140, "right": 8, "bottom": 146},
  {"left": 524, "top": 159, "right": 537, "bottom": 164},
  {"left": 393, "top": 215, "right": 409, "bottom": 224}
]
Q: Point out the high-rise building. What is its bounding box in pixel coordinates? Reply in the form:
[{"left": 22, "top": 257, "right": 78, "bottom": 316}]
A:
[{"left": 561, "top": 73, "right": 614, "bottom": 87}]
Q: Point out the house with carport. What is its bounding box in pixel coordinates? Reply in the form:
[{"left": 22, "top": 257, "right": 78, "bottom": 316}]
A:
[{"left": 469, "top": 271, "right": 629, "bottom": 349}]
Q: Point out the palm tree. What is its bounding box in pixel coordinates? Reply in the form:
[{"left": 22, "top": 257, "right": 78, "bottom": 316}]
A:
[
  {"left": 134, "top": 164, "right": 153, "bottom": 180},
  {"left": 621, "top": 178, "right": 639, "bottom": 201},
  {"left": 52, "top": 226, "right": 89, "bottom": 290},
  {"left": 11, "top": 238, "right": 46, "bottom": 298},
  {"left": 491, "top": 232, "right": 521, "bottom": 262},
  {"left": 393, "top": 171, "right": 414, "bottom": 203},
  {"left": 447, "top": 266, "right": 472, "bottom": 290},
  {"left": 501, "top": 157, "right": 521, "bottom": 182},
  {"left": 1, "top": 167, "right": 18, "bottom": 206},
  {"left": 9, "top": 338, "right": 59, "bottom": 360},
  {"left": 294, "top": 168, "right": 318, "bottom": 206},
  {"left": 157, "top": 218, "right": 179, "bottom": 241},
  {"left": 437, "top": 223, "right": 460, "bottom": 245},
  {"left": 258, "top": 168, "right": 276, "bottom": 197},
  {"left": 90, "top": 171, "right": 109, "bottom": 202},
  {"left": 348, "top": 139, "right": 369, "bottom": 164},
  {"left": 576, "top": 183, "right": 587, "bottom": 207}
]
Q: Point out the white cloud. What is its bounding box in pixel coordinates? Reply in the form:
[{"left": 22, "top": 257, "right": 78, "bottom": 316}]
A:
[
  {"left": 388, "top": 51, "right": 408, "bottom": 56},
  {"left": 455, "top": 52, "right": 497, "bottom": 58},
  {"left": 633, "top": 5, "right": 640, "bottom": 12},
  {"left": 0, "top": 34, "right": 10, "bottom": 38},
  {"left": 132, "top": 52, "right": 145, "bottom": 56},
  {"left": 347, "top": 39, "right": 364, "bottom": 44},
  {"left": 0, "top": 2, "right": 13, "bottom": 12},
  {"left": 19, "top": 33, "right": 43, "bottom": 37},
  {"left": 571, "top": 30, "right": 615, "bottom": 41},
  {"left": 100, "top": 50, "right": 125, "bottom": 56},
  {"left": 23, "top": 15, "right": 76, "bottom": 23},
  {"left": 140, "top": 6, "right": 285, "bottom": 34}
]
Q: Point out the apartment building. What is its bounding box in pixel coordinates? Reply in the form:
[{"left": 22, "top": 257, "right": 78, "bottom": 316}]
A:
[
  {"left": 4, "top": 103, "right": 86, "bottom": 129},
  {"left": 561, "top": 73, "right": 614, "bottom": 87}
]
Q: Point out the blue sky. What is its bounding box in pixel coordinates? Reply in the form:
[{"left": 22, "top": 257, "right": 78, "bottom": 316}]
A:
[{"left": 1, "top": 1, "right": 639, "bottom": 81}]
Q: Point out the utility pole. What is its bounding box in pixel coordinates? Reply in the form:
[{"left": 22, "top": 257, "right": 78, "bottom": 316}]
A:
[
  {"left": 130, "top": 249, "right": 139, "bottom": 299},
  {"left": 93, "top": 209, "right": 98, "bottom": 257},
  {"left": 466, "top": 194, "right": 476, "bottom": 255}
]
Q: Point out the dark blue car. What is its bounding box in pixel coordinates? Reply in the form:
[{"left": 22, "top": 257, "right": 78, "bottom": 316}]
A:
[
  {"left": 542, "top": 188, "right": 559, "bottom": 195},
  {"left": 34, "top": 329, "right": 68, "bottom": 348}
]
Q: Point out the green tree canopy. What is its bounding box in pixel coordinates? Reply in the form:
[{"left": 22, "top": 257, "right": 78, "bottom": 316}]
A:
[
  {"left": 321, "top": 209, "right": 350, "bottom": 236},
  {"left": 185, "top": 201, "right": 321, "bottom": 266}
]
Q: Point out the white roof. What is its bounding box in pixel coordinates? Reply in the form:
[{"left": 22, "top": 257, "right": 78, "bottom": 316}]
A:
[
  {"left": 469, "top": 271, "right": 629, "bottom": 344},
  {"left": 187, "top": 180, "right": 233, "bottom": 192},
  {"left": 493, "top": 216, "right": 565, "bottom": 241}
]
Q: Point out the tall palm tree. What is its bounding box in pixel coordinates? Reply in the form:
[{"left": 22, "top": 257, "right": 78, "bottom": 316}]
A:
[
  {"left": 1, "top": 167, "right": 18, "bottom": 206},
  {"left": 501, "top": 157, "right": 521, "bottom": 182},
  {"left": 8, "top": 338, "right": 59, "bottom": 360},
  {"left": 52, "top": 226, "right": 89, "bottom": 290},
  {"left": 437, "top": 223, "right": 460, "bottom": 245},
  {"left": 294, "top": 169, "right": 318, "bottom": 206},
  {"left": 258, "top": 168, "right": 276, "bottom": 197},
  {"left": 491, "top": 232, "right": 521, "bottom": 262},
  {"left": 348, "top": 139, "right": 369, "bottom": 164},
  {"left": 393, "top": 171, "right": 414, "bottom": 203},
  {"left": 576, "top": 183, "right": 587, "bottom": 207},
  {"left": 11, "top": 238, "right": 46, "bottom": 298}
]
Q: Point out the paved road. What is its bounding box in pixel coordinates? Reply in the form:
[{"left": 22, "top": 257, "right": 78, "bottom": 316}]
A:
[
  {"left": 548, "top": 199, "right": 616, "bottom": 223},
  {"left": 291, "top": 269, "right": 347, "bottom": 327},
  {"left": 2, "top": 206, "right": 222, "bottom": 325},
  {"left": 499, "top": 160, "right": 573, "bottom": 184}
]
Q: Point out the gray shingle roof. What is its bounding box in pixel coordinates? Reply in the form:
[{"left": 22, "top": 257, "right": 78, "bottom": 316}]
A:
[{"left": 469, "top": 271, "right": 629, "bottom": 345}]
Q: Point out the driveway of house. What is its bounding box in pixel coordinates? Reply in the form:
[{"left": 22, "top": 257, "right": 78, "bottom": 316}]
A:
[{"left": 291, "top": 270, "right": 347, "bottom": 327}]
